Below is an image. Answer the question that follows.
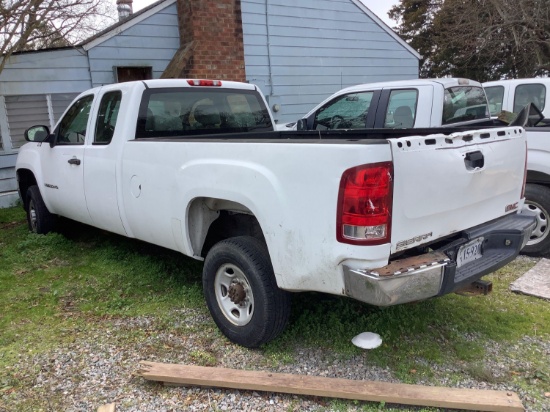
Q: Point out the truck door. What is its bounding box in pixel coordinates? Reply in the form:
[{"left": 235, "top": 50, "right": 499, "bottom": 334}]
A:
[
  {"left": 374, "top": 85, "right": 434, "bottom": 128},
  {"left": 83, "top": 90, "right": 127, "bottom": 236},
  {"left": 41, "top": 94, "right": 94, "bottom": 225}
]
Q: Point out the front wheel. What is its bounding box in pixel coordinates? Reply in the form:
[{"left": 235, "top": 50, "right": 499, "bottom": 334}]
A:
[
  {"left": 202, "top": 236, "right": 291, "bottom": 348},
  {"left": 521, "top": 183, "right": 550, "bottom": 256},
  {"left": 26, "top": 185, "right": 56, "bottom": 234}
]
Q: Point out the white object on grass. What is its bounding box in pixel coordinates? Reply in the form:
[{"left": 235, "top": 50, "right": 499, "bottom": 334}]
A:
[{"left": 351, "top": 332, "right": 382, "bottom": 349}]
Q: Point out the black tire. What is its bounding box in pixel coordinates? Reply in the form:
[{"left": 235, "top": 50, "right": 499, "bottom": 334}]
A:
[
  {"left": 521, "top": 183, "right": 550, "bottom": 256},
  {"left": 202, "top": 236, "right": 291, "bottom": 348},
  {"left": 26, "top": 185, "right": 56, "bottom": 234}
]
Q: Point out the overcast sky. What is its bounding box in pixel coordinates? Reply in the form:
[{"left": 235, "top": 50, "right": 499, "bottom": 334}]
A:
[{"left": 130, "top": 0, "right": 399, "bottom": 27}]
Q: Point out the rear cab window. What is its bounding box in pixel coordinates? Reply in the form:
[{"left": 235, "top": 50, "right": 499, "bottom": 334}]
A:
[
  {"left": 442, "top": 86, "right": 489, "bottom": 125},
  {"left": 313, "top": 92, "right": 374, "bottom": 130},
  {"left": 513, "top": 83, "right": 546, "bottom": 114},
  {"left": 136, "top": 88, "right": 273, "bottom": 138}
]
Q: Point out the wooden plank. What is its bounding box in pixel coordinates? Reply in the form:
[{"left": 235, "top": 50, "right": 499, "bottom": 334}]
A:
[
  {"left": 139, "top": 362, "right": 524, "bottom": 412},
  {"left": 97, "top": 403, "right": 115, "bottom": 412}
]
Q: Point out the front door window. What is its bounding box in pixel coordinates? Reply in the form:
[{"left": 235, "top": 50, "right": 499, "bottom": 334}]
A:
[{"left": 57, "top": 95, "right": 94, "bottom": 145}]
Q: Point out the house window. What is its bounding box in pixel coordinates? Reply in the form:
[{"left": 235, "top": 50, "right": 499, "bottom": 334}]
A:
[{"left": 116, "top": 66, "right": 153, "bottom": 83}]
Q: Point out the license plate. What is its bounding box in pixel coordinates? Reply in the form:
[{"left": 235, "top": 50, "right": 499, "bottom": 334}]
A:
[{"left": 457, "top": 237, "right": 484, "bottom": 268}]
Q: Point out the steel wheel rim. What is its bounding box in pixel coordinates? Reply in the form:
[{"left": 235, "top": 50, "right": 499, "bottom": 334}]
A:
[
  {"left": 214, "top": 263, "right": 254, "bottom": 326},
  {"left": 522, "top": 200, "right": 549, "bottom": 245},
  {"left": 29, "top": 199, "right": 38, "bottom": 232}
]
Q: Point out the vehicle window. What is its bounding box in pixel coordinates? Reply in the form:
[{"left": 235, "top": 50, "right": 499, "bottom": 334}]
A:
[
  {"left": 137, "top": 88, "right": 272, "bottom": 137},
  {"left": 514, "top": 84, "right": 546, "bottom": 113},
  {"left": 56, "top": 95, "right": 94, "bottom": 145},
  {"left": 384, "top": 89, "right": 418, "bottom": 128},
  {"left": 313, "top": 92, "right": 373, "bottom": 130},
  {"left": 484, "top": 86, "right": 504, "bottom": 116},
  {"left": 94, "top": 91, "right": 122, "bottom": 144},
  {"left": 442, "top": 86, "right": 488, "bottom": 125}
]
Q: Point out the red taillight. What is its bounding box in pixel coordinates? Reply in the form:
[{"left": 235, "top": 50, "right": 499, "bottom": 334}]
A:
[
  {"left": 337, "top": 162, "right": 393, "bottom": 245},
  {"left": 521, "top": 142, "right": 528, "bottom": 199},
  {"left": 187, "top": 79, "right": 222, "bottom": 87}
]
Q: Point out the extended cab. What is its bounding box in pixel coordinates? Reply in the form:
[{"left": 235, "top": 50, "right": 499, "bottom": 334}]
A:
[
  {"left": 279, "top": 78, "right": 491, "bottom": 131},
  {"left": 484, "top": 78, "right": 550, "bottom": 256},
  {"left": 16, "top": 79, "right": 534, "bottom": 347}
]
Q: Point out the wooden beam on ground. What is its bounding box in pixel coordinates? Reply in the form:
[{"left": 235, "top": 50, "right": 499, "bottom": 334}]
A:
[
  {"left": 139, "top": 362, "right": 523, "bottom": 412},
  {"left": 97, "top": 403, "right": 115, "bottom": 412}
]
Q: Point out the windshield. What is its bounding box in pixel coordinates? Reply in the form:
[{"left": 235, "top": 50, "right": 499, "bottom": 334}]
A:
[{"left": 442, "top": 86, "right": 489, "bottom": 125}]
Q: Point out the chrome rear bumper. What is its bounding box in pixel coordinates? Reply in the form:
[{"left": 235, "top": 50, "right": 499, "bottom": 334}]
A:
[{"left": 343, "top": 213, "right": 535, "bottom": 307}]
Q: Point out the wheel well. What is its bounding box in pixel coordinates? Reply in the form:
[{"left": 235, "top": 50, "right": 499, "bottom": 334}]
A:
[
  {"left": 187, "top": 197, "right": 266, "bottom": 258},
  {"left": 527, "top": 170, "right": 550, "bottom": 186},
  {"left": 201, "top": 211, "right": 266, "bottom": 257},
  {"left": 17, "top": 169, "right": 37, "bottom": 210}
]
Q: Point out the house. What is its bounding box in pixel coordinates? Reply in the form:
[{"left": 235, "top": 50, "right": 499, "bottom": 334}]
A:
[{"left": 0, "top": 0, "right": 420, "bottom": 207}]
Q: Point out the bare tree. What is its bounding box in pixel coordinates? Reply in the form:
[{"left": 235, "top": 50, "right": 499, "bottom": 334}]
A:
[
  {"left": 390, "top": 0, "right": 550, "bottom": 81},
  {"left": 0, "top": 0, "right": 116, "bottom": 74}
]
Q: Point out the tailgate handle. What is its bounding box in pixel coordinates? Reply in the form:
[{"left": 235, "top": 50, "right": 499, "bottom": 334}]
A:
[{"left": 464, "top": 151, "right": 484, "bottom": 170}]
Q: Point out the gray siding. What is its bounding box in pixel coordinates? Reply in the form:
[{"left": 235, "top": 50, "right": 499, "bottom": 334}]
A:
[
  {"left": 0, "top": 48, "right": 91, "bottom": 96},
  {"left": 241, "top": 0, "right": 419, "bottom": 123},
  {"left": 87, "top": 3, "right": 180, "bottom": 87},
  {"left": 0, "top": 154, "right": 17, "bottom": 207}
]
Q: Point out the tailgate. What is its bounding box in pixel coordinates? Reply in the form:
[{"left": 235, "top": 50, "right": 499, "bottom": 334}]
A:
[{"left": 389, "top": 126, "right": 526, "bottom": 254}]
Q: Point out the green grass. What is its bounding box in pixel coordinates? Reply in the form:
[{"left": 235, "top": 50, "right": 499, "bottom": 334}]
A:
[{"left": 1, "top": 206, "right": 549, "bottom": 411}]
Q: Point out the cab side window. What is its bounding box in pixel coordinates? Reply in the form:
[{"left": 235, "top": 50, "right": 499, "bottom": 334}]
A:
[
  {"left": 94, "top": 91, "right": 122, "bottom": 144},
  {"left": 384, "top": 89, "right": 418, "bottom": 128},
  {"left": 57, "top": 95, "right": 94, "bottom": 145},
  {"left": 313, "top": 92, "right": 374, "bottom": 130},
  {"left": 514, "top": 84, "right": 546, "bottom": 113},
  {"left": 485, "top": 86, "right": 504, "bottom": 116}
]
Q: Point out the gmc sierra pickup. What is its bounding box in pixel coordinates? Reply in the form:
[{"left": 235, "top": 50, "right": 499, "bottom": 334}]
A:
[{"left": 16, "top": 79, "right": 535, "bottom": 347}]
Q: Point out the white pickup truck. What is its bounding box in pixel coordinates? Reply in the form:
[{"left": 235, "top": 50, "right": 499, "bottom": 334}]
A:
[
  {"left": 484, "top": 78, "right": 550, "bottom": 256},
  {"left": 279, "top": 78, "right": 491, "bottom": 131},
  {"left": 16, "top": 79, "right": 534, "bottom": 347}
]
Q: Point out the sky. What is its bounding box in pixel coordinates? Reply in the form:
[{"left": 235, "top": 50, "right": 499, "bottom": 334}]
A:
[{"left": 130, "top": 0, "right": 399, "bottom": 27}]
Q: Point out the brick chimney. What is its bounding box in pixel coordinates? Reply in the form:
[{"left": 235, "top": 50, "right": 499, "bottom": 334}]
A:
[{"left": 162, "top": 0, "right": 246, "bottom": 81}]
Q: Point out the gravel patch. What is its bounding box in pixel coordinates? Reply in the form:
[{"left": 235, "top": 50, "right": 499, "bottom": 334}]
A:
[{"left": 1, "top": 307, "right": 549, "bottom": 412}]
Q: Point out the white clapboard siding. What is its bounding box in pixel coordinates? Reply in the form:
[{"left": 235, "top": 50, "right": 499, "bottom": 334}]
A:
[
  {"left": 87, "top": 3, "right": 180, "bottom": 87},
  {"left": 241, "top": 0, "right": 420, "bottom": 123}
]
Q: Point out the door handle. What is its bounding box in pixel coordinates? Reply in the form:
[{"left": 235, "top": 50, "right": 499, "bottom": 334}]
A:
[
  {"left": 464, "top": 151, "right": 484, "bottom": 170},
  {"left": 68, "top": 158, "right": 81, "bottom": 166}
]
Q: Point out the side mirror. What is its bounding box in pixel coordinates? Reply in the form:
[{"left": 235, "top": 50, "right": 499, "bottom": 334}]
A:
[
  {"left": 527, "top": 103, "right": 544, "bottom": 127},
  {"left": 296, "top": 118, "right": 308, "bottom": 131},
  {"left": 24, "top": 125, "right": 50, "bottom": 142},
  {"left": 509, "top": 103, "right": 544, "bottom": 127}
]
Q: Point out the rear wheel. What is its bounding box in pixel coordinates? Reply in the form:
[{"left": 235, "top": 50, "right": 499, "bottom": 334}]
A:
[
  {"left": 26, "top": 185, "right": 56, "bottom": 234},
  {"left": 521, "top": 183, "right": 550, "bottom": 256},
  {"left": 202, "top": 236, "right": 291, "bottom": 348}
]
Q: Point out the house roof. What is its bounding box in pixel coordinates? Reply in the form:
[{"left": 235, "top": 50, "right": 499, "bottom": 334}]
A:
[
  {"left": 6, "top": 0, "right": 420, "bottom": 60},
  {"left": 80, "top": 0, "right": 177, "bottom": 51}
]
